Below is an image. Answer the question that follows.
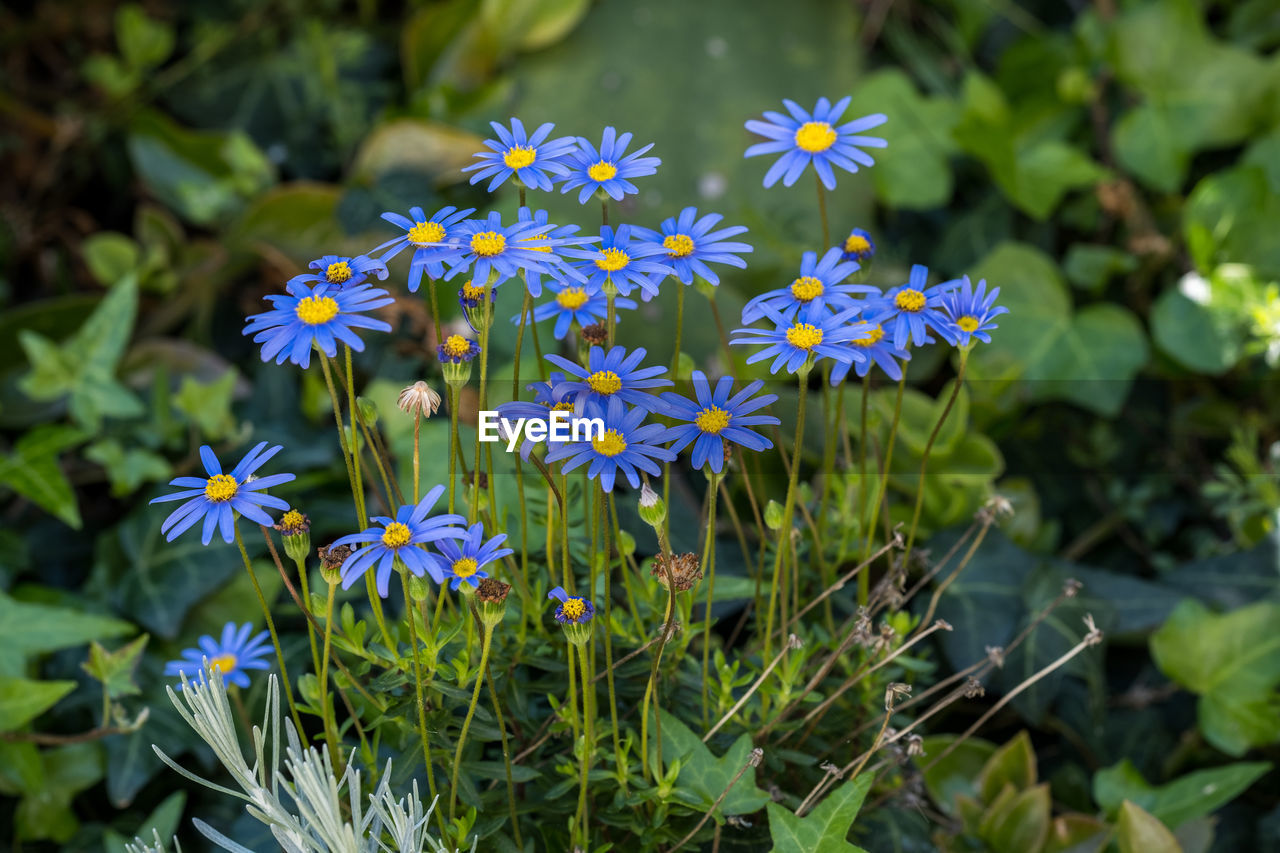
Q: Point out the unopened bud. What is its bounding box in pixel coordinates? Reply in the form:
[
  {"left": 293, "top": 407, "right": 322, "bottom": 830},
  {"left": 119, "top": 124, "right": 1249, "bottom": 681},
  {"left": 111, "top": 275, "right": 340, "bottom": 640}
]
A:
[
  {"left": 764, "top": 500, "right": 785, "bottom": 531},
  {"left": 406, "top": 572, "right": 432, "bottom": 602},
  {"left": 617, "top": 529, "right": 636, "bottom": 557},
  {"left": 356, "top": 396, "right": 379, "bottom": 426},
  {"left": 638, "top": 483, "right": 666, "bottom": 528}
]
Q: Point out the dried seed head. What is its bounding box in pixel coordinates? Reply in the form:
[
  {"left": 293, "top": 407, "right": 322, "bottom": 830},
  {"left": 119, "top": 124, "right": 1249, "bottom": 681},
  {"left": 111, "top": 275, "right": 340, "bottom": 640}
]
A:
[
  {"left": 986, "top": 645, "right": 1006, "bottom": 667},
  {"left": 476, "top": 577, "right": 510, "bottom": 604},
  {"left": 465, "top": 470, "right": 489, "bottom": 489},
  {"left": 580, "top": 322, "right": 608, "bottom": 346},
  {"left": 905, "top": 734, "right": 925, "bottom": 757},
  {"left": 1063, "top": 578, "right": 1082, "bottom": 598},
  {"left": 398, "top": 381, "right": 442, "bottom": 418},
  {"left": 748, "top": 747, "right": 764, "bottom": 767},
  {"left": 979, "top": 494, "right": 1015, "bottom": 524},
  {"left": 964, "top": 677, "right": 985, "bottom": 699},
  {"left": 650, "top": 552, "right": 702, "bottom": 592},
  {"left": 1082, "top": 613, "right": 1103, "bottom": 645},
  {"left": 317, "top": 543, "right": 353, "bottom": 584},
  {"left": 885, "top": 682, "right": 911, "bottom": 709}
]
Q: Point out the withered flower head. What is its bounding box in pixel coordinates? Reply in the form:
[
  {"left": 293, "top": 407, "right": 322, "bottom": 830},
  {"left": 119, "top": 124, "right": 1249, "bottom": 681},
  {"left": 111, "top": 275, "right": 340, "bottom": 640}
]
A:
[
  {"left": 477, "top": 577, "right": 510, "bottom": 604},
  {"left": 580, "top": 322, "right": 608, "bottom": 346},
  {"left": 650, "top": 552, "right": 703, "bottom": 592},
  {"left": 398, "top": 380, "right": 442, "bottom": 418},
  {"left": 465, "top": 470, "right": 489, "bottom": 489},
  {"left": 318, "top": 544, "right": 353, "bottom": 583},
  {"left": 274, "top": 509, "right": 310, "bottom": 536}
]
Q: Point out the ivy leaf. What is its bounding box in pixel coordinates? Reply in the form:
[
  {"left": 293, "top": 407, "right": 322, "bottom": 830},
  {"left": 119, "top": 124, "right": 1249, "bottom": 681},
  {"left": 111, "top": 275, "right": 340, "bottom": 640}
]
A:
[
  {"left": 82, "top": 634, "right": 150, "bottom": 700},
  {"left": 85, "top": 440, "right": 173, "bottom": 497},
  {"left": 1115, "top": 800, "right": 1181, "bottom": 853},
  {"left": 0, "top": 678, "right": 77, "bottom": 732},
  {"left": 1093, "top": 758, "right": 1271, "bottom": 829},
  {"left": 1150, "top": 599, "right": 1280, "bottom": 755},
  {"left": 172, "top": 369, "right": 239, "bottom": 440},
  {"left": 653, "top": 709, "right": 769, "bottom": 819},
  {"left": 766, "top": 774, "right": 872, "bottom": 853},
  {"left": 0, "top": 590, "right": 135, "bottom": 677},
  {"left": 0, "top": 425, "right": 87, "bottom": 528}
]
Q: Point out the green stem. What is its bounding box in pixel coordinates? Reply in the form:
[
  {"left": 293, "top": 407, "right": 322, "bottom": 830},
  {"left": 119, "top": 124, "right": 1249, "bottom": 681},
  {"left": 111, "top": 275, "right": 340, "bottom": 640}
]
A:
[
  {"left": 233, "top": 526, "right": 304, "bottom": 735},
  {"left": 763, "top": 370, "right": 809, "bottom": 660},
  {"left": 861, "top": 367, "right": 906, "bottom": 573},
  {"left": 449, "top": 614, "right": 493, "bottom": 824},
  {"left": 903, "top": 349, "right": 970, "bottom": 567},
  {"left": 403, "top": 574, "right": 446, "bottom": 839},
  {"left": 598, "top": 488, "right": 625, "bottom": 793},
  {"left": 470, "top": 286, "right": 494, "bottom": 523},
  {"left": 815, "top": 172, "right": 830, "bottom": 249},
  {"left": 575, "top": 641, "right": 594, "bottom": 848},
  {"left": 485, "top": 658, "right": 522, "bottom": 847},
  {"left": 699, "top": 473, "right": 719, "bottom": 725},
  {"left": 448, "top": 386, "right": 460, "bottom": 514}
]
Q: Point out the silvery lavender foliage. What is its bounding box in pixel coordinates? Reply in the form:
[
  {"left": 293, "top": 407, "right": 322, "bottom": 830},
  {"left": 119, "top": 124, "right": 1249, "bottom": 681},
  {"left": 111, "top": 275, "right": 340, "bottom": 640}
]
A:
[{"left": 126, "top": 665, "right": 471, "bottom": 853}]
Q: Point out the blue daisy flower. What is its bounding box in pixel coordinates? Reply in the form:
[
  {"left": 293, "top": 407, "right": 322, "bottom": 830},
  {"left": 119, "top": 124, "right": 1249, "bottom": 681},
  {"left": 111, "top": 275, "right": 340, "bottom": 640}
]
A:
[
  {"left": 374, "top": 205, "right": 476, "bottom": 293},
  {"left": 494, "top": 372, "right": 579, "bottom": 460},
  {"left": 462, "top": 118, "right": 578, "bottom": 192},
  {"left": 730, "top": 303, "right": 875, "bottom": 375},
  {"left": 560, "top": 127, "right": 661, "bottom": 204},
  {"left": 631, "top": 207, "right": 752, "bottom": 295},
  {"left": 437, "top": 333, "right": 481, "bottom": 364},
  {"left": 524, "top": 279, "right": 637, "bottom": 340},
  {"left": 547, "top": 586, "right": 595, "bottom": 624},
  {"left": 243, "top": 282, "right": 394, "bottom": 369},
  {"left": 941, "top": 276, "right": 1008, "bottom": 347},
  {"left": 425, "top": 521, "right": 514, "bottom": 591},
  {"left": 289, "top": 254, "right": 388, "bottom": 290},
  {"left": 150, "top": 443, "right": 294, "bottom": 546},
  {"left": 741, "top": 247, "right": 880, "bottom": 323},
  {"left": 570, "top": 224, "right": 674, "bottom": 299},
  {"left": 829, "top": 323, "right": 912, "bottom": 383},
  {"left": 441, "top": 211, "right": 595, "bottom": 288},
  {"left": 840, "top": 229, "right": 875, "bottom": 263},
  {"left": 865, "top": 264, "right": 960, "bottom": 351},
  {"left": 513, "top": 207, "right": 600, "bottom": 297},
  {"left": 745, "top": 97, "right": 887, "bottom": 190},
  {"left": 661, "top": 372, "right": 779, "bottom": 474},
  {"left": 165, "top": 621, "right": 271, "bottom": 689},
  {"left": 331, "top": 484, "right": 468, "bottom": 597},
  {"left": 546, "top": 344, "right": 673, "bottom": 413},
  {"left": 544, "top": 397, "right": 675, "bottom": 492}
]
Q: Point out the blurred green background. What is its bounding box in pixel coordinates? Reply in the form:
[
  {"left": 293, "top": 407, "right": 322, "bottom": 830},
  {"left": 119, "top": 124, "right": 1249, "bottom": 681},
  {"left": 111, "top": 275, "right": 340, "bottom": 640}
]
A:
[{"left": 2, "top": 0, "right": 1279, "bottom": 849}]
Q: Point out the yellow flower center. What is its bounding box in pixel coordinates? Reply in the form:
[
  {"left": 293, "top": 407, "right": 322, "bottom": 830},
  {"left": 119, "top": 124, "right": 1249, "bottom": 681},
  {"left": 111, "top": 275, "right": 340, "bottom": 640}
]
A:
[
  {"left": 470, "top": 231, "right": 506, "bottom": 257},
  {"left": 790, "top": 276, "right": 825, "bottom": 303},
  {"left": 895, "top": 289, "right": 926, "bottom": 312},
  {"left": 520, "top": 236, "right": 553, "bottom": 253},
  {"left": 592, "top": 429, "right": 627, "bottom": 457},
  {"left": 204, "top": 474, "right": 238, "bottom": 503},
  {"left": 443, "top": 335, "right": 472, "bottom": 358},
  {"left": 209, "top": 653, "right": 238, "bottom": 675},
  {"left": 550, "top": 401, "right": 576, "bottom": 412},
  {"left": 503, "top": 146, "right": 536, "bottom": 169},
  {"left": 663, "top": 234, "right": 695, "bottom": 258},
  {"left": 587, "top": 370, "right": 622, "bottom": 395},
  {"left": 852, "top": 325, "right": 885, "bottom": 347},
  {"left": 794, "top": 121, "right": 837, "bottom": 153},
  {"left": 451, "top": 557, "right": 478, "bottom": 579},
  {"left": 556, "top": 287, "right": 590, "bottom": 310},
  {"left": 381, "top": 522, "right": 412, "bottom": 548},
  {"left": 844, "top": 234, "right": 870, "bottom": 254},
  {"left": 325, "top": 261, "right": 352, "bottom": 283},
  {"left": 407, "top": 220, "right": 445, "bottom": 245},
  {"left": 461, "top": 281, "right": 486, "bottom": 302},
  {"left": 587, "top": 161, "right": 618, "bottom": 182},
  {"left": 786, "top": 323, "right": 824, "bottom": 351},
  {"left": 561, "top": 598, "right": 587, "bottom": 621},
  {"left": 694, "top": 406, "right": 730, "bottom": 434},
  {"left": 295, "top": 295, "right": 340, "bottom": 326},
  {"left": 280, "top": 510, "right": 306, "bottom": 532},
  {"left": 957, "top": 315, "right": 981, "bottom": 333},
  {"left": 595, "top": 247, "right": 630, "bottom": 272}
]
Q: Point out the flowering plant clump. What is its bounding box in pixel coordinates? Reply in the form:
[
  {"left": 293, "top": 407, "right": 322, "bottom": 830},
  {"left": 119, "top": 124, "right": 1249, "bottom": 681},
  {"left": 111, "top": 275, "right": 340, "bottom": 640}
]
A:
[{"left": 120, "top": 103, "right": 1149, "bottom": 853}]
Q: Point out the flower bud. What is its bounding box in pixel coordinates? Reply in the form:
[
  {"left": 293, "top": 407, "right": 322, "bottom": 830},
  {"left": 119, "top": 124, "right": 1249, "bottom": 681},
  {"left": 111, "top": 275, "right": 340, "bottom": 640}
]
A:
[
  {"left": 638, "top": 482, "right": 666, "bottom": 528},
  {"left": 274, "top": 510, "right": 311, "bottom": 563},
  {"left": 406, "top": 572, "right": 432, "bottom": 602},
  {"left": 617, "top": 529, "right": 636, "bottom": 557},
  {"left": 694, "top": 279, "right": 717, "bottom": 301},
  {"left": 356, "top": 396, "right": 379, "bottom": 426},
  {"left": 476, "top": 578, "right": 510, "bottom": 629},
  {"left": 764, "top": 499, "right": 785, "bottom": 531}
]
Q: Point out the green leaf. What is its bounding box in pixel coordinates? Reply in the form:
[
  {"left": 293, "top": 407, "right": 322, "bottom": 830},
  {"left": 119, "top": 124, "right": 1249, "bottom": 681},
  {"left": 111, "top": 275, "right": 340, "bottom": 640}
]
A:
[
  {"left": 172, "top": 368, "right": 238, "bottom": 439},
  {"left": 1093, "top": 759, "right": 1271, "bottom": 829},
  {"left": 1184, "top": 166, "right": 1280, "bottom": 279},
  {"left": 351, "top": 120, "right": 484, "bottom": 186},
  {"left": 0, "top": 678, "right": 77, "bottom": 732},
  {"left": 0, "top": 590, "right": 134, "bottom": 676},
  {"left": 847, "top": 69, "right": 959, "bottom": 209},
  {"left": 977, "top": 731, "right": 1036, "bottom": 804},
  {"left": 918, "top": 735, "right": 996, "bottom": 815},
  {"left": 653, "top": 709, "right": 769, "bottom": 818},
  {"left": 767, "top": 775, "right": 872, "bottom": 853},
  {"left": 978, "top": 783, "right": 1050, "bottom": 853},
  {"left": 1064, "top": 244, "right": 1138, "bottom": 293},
  {"left": 82, "top": 232, "right": 141, "bottom": 286},
  {"left": 81, "top": 634, "right": 149, "bottom": 700},
  {"left": 480, "top": 0, "right": 593, "bottom": 53},
  {"left": 1113, "top": 104, "right": 1190, "bottom": 193},
  {"left": 85, "top": 440, "right": 172, "bottom": 497},
  {"left": 0, "top": 425, "right": 87, "bottom": 528},
  {"left": 1116, "top": 800, "right": 1182, "bottom": 853},
  {"left": 16, "top": 743, "right": 105, "bottom": 842},
  {"left": 1151, "top": 288, "right": 1242, "bottom": 374},
  {"left": 115, "top": 4, "right": 174, "bottom": 69},
  {"left": 1150, "top": 599, "right": 1280, "bottom": 755},
  {"left": 966, "top": 242, "right": 1148, "bottom": 416}
]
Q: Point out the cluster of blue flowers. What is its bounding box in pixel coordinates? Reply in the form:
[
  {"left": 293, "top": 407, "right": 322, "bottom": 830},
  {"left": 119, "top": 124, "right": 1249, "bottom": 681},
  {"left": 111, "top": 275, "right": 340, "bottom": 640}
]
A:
[{"left": 154, "top": 96, "right": 1008, "bottom": 678}]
